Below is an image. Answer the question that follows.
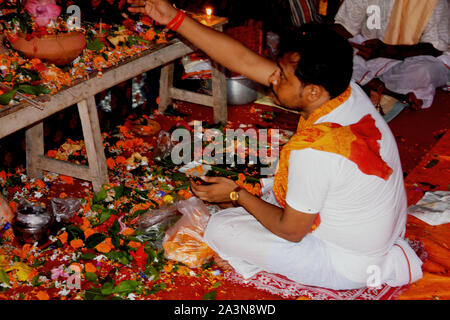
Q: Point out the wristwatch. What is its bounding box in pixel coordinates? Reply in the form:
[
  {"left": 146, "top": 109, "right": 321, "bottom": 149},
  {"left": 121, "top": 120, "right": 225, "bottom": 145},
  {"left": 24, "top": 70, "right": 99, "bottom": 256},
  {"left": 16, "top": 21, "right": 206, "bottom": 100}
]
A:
[{"left": 230, "top": 186, "right": 242, "bottom": 207}]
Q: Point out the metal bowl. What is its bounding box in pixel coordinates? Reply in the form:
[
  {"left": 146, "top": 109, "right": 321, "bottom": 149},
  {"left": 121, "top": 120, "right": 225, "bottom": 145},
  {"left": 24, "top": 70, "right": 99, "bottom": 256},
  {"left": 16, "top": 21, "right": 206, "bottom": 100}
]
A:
[
  {"left": 13, "top": 200, "right": 55, "bottom": 245},
  {"left": 199, "top": 76, "right": 264, "bottom": 105},
  {"left": 13, "top": 223, "right": 53, "bottom": 245}
]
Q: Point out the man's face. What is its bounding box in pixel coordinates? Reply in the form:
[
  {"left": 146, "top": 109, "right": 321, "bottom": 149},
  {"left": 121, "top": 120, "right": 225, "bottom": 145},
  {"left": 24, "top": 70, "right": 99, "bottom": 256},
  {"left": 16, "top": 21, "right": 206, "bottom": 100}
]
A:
[{"left": 269, "top": 52, "right": 305, "bottom": 110}]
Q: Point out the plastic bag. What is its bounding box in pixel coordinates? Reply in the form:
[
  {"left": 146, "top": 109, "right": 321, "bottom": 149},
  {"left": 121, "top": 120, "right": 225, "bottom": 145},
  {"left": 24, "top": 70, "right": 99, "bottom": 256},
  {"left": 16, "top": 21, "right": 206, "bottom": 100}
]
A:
[
  {"left": 50, "top": 198, "right": 82, "bottom": 223},
  {"left": 162, "top": 197, "right": 214, "bottom": 268},
  {"left": 0, "top": 194, "right": 14, "bottom": 227},
  {"left": 136, "top": 203, "right": 181, "bottom": 249},
  {"left": 407, "top": 191, "right": 450, "bottom": 226}
]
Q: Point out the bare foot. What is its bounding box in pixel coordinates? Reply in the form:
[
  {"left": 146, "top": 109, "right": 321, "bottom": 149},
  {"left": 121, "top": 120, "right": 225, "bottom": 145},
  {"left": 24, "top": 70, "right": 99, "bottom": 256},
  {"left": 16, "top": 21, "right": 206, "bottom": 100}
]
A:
[
  {"left": 407, "top": 92, "right": 423, "bottom": 110},
  {"left": 213, "top": 253, "right": 234, "bottom": 272}
]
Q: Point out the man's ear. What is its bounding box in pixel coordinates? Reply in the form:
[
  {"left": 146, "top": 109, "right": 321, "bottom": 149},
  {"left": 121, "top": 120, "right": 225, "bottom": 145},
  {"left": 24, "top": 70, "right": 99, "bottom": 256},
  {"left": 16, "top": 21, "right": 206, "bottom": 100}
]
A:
[{"left": 304, "top": 84, "right": 325, "bottom": 102}]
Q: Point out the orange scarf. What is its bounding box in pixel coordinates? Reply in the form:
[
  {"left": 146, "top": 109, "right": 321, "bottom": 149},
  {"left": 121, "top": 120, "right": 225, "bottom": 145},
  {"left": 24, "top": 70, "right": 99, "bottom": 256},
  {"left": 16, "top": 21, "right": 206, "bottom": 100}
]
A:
[{"left": 273, "top": 86, "right": 393, "bottom": 232}]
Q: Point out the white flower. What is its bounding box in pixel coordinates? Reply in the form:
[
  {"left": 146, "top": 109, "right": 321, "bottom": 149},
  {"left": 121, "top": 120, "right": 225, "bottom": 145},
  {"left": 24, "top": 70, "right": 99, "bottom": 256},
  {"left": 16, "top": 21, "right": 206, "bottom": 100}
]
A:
[
  {"left": 94, "top": 255, "right": 107, "bottom": 262},
  {"left": 127, "top": 293, "right": 137, "bottom": 300},
  {"left": 58, "top": 288, "right": 71, "bottom": 296}
]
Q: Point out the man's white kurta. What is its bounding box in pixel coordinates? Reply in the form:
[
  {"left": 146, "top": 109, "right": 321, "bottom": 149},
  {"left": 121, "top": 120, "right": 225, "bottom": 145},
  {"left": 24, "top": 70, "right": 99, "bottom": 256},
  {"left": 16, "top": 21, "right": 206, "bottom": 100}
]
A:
[{"left": 204, "top": 82, "right": 423, "bottom": 290}]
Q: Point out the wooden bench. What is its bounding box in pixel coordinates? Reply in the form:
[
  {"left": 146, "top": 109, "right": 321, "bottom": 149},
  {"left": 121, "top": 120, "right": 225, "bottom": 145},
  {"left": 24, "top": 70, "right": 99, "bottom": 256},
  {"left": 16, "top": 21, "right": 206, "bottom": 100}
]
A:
[{"left": 0, "top": 17, "right": 228, "bottom": 192}]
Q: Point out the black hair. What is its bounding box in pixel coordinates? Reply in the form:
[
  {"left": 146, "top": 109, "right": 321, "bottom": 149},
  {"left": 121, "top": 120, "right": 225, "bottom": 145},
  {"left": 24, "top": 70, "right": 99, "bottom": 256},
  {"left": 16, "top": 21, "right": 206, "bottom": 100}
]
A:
[{"left": 278, "top": 23, "right": 354, "bottom": 99}]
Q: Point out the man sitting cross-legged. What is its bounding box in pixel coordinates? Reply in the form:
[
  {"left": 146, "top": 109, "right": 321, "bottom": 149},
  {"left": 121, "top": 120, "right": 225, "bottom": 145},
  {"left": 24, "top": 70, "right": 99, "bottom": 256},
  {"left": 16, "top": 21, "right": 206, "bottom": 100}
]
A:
[{"left": 128, "top": 0, "right": 423, "bottom": 290}]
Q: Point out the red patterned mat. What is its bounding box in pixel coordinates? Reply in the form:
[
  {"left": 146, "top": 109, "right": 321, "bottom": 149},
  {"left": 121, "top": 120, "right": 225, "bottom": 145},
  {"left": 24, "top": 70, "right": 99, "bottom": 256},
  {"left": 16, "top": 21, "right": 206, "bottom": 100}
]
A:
[{"left": 224, "top": 271, "right": 407, "bottom": 300}]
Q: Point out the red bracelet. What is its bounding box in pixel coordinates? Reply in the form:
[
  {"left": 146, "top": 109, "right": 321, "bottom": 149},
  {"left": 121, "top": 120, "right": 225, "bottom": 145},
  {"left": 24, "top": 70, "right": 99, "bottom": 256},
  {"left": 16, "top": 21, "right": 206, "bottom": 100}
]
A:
[{"left": 166, "top": 10, "right": 186, "bottom": 31}]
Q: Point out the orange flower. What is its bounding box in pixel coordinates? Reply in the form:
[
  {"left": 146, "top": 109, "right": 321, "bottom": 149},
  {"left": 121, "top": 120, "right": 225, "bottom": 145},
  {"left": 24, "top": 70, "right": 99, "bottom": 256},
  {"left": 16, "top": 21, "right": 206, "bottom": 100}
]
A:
[
  {"left": 84, "top": 228, "right": 96, "bottom": 239},
  {"left": 106, "top": 158, "right": 116, "bottom": 170},
  {"left": 59, "top": 175, "right": 74, "bottom": 184},
  {"left": 95, "top": 237, "right": 114, "bottom": 254},
  {"left": 8, "top": 201, "right": 17, "bottom": 213},
  {"left": 121, "top": 228, "right": 134, "bottom": 236},
  {"left": 70, "top": 239, "right": 84, "bottom": 250},
  {"left": 142, "top": 29, "right": 156, "bottom": 41},
  {"left": 128, "top": 241, "right": 141, "bottom": 249},
  {"left": 34, "top": 179, "right": 46, "bottom": 189},
  {"left": 0, "top": 170, "right": 7, "bottom": 182},
  {"left": 115, "top": 156, "right": 127, "bottom": 166},
  {"left": 36, "top": 291, "right": 49, "bottom": 300},
  {"left": 59, "top": 192, "right": 68, "bottom": 199},
  {"left": 57, "top": 231, "right": 68, "bottom": 245},
  {"left": 69, "top": 262, "right": 83, "bottom": 273},
  {"left": 84, "top": 262, "right": 97, "bottom": 274}
]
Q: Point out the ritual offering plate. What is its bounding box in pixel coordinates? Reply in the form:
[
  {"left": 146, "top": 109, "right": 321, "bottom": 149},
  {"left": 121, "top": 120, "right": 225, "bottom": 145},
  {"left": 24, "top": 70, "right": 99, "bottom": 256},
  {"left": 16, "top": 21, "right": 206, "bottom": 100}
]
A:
[
  {"left": 129, "top": 118, "right": 161, "bottom": 136},
  {"left": 10, "top": 31, "right": 86, "bottom": 66}
]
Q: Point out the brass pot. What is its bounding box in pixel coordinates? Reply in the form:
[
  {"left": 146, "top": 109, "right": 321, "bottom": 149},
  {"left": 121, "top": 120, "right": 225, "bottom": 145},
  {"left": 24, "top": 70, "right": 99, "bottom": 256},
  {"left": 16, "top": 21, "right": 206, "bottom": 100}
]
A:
[{"left": 10, "top": 31, "right": 86, "bottom": 66}]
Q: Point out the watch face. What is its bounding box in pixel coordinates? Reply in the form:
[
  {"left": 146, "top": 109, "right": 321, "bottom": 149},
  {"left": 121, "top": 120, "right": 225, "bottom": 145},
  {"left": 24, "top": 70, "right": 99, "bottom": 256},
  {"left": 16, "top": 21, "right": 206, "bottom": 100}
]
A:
[{"left": 230, "top": 191, "right": 239, "bottom": 201}]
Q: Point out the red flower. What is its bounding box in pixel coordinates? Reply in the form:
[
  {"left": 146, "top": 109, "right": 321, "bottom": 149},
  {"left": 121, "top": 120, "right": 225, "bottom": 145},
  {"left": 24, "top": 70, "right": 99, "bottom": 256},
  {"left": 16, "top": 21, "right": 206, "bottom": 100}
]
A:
[
  {"left": 130, "top": 242, "right": 148, "bottom": 270},
  {"left": 123, "top": 18, "right": 135, "bottom": 31}
]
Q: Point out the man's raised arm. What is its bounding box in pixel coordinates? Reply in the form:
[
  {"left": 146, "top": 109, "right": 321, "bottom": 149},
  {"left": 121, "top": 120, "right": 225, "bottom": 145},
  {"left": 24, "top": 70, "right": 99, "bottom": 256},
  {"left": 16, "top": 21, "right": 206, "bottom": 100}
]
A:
[{"left": 128, "top": 0, "right": 278, "bottom": 86}]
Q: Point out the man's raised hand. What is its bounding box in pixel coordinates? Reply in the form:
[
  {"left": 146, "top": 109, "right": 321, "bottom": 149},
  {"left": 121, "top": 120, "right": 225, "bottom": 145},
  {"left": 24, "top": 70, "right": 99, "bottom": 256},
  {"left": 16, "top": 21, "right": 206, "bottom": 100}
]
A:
[{"left": 127, "top": 0, "right": 177, "bottom": 25}]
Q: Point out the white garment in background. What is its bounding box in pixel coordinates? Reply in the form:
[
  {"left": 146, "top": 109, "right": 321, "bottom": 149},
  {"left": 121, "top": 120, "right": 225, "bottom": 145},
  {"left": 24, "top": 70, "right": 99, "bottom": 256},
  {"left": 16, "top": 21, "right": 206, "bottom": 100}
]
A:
[
  {"left": 204, "top": 82, "right": 423, "bottom": 289},
  {"left": 335, "top": 0, "right": 450, "bottom": 108}
]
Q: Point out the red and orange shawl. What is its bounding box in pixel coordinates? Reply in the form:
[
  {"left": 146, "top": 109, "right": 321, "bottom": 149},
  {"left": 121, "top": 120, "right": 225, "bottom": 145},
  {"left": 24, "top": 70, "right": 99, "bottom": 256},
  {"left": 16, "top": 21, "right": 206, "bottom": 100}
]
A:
[{"left": 273, "top": 86, "right": 393, "bottom": 232}]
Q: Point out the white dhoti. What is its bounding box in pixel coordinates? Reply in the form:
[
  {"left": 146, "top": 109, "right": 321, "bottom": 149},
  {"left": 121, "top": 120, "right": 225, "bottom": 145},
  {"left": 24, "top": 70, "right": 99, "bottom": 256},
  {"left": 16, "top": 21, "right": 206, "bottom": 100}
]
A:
[
  {"left": 203, "top": 179, "right": 363, "bottom": 290},
  {"left": 351, "top": 35, "right": 449, "bottom": 109},
  {"left": 204, "top": 206, "right": 365, "bottom": 290}
]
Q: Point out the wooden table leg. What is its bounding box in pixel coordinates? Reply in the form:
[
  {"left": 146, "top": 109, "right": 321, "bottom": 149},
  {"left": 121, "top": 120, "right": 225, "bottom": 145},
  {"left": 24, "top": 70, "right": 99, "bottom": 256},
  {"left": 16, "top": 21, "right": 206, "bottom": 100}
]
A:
[
  {"left": 211, "top": 61, "right": 228, "bottom": 123},
  {"left": 158, "top": 63, "right": 175, "bottom": 113},
  {"left": 25, "top": 122, "right": 44, "bottom": 179},
  {"left": 78, "top": 96, "right": 109, "bottom": 193}
]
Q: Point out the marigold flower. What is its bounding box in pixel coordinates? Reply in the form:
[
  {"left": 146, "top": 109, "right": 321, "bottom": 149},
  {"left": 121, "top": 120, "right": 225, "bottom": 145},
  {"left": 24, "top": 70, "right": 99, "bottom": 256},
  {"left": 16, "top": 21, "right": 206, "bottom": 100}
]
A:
[
  {"left": 83, "top": 228, "right": 96, "bottom": 239},
  {"left": 36, "top": 291, "right": 50, "bottom": 300},
  {"left": 57, "top": 231, "right": 68, "bottom": 244},
  {"left": 84, "top": 262, "right": 97, "bottom": 274},
  {"left": 106, "top": 158, "right": 116, "bottom": 170},
  {"left": 59, "top": 175, "right": 74, "bottom": 184},
  {"left": 70, "top": 239, "right": 84, "bottom": 250},
  {"left": 128, "top": 241, "right": 141, "bottom": 249},
  {"left": 95, "top": 237, "right": 114, "bottom": 254}
]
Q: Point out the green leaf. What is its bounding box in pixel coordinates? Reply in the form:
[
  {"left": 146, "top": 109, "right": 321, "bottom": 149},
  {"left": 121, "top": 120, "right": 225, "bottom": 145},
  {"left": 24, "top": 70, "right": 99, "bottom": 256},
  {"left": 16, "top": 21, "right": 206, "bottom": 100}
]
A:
[
  {"left": 112, "top": 280, "right": 138, "bottom": 295},
  {"left": 100, "top": 281, "right": 114, "bottom": 296},
  {"left": 17, "top": 84, "right": 50, "bottom": 96},
  {"left": 32, "top": 259, "right": 45, "bottom": 268},
  {"left": 113, "top": 185, "right": 124, "bottom": 199},
  {"left": 0, "top": 269, "right": 10, "bottom": 286},
  {"left": 85, "top": 272, "right": 98, "bottom": 283},
  {"left": 425, "top": 159, "right": 439, "bottom": 169},
  {"left": 85, "top": 233, "right": 107, "bottom": 249},
  {"left": 202, "top": 290, "right": 217, "bottom": 300},
  {"left": 32, "top": 275, "right": 43, "bottom": 287},
  {"left": 0, "top": 89, "right": 17, "bottom": 105},
  {"left": 93, "top": 187, "right": 107, "bottom": 204},
  {"left": 66, "top": 225, "right": 85, "bottom": 241},
  {"left": 98, "top": 210, "right": 112, "bottom": 224},
  {"left": 109, "top": 219, "right": 120, "bottom": 236},
  {"left": 111, "top": 234, "right": 120, "bottom": 249},
  {"left": 79, "top": 252, "right": 96, "bottom": 260},
  {"left": 87, "top": 38, "right": 104, "bottom": 52}
]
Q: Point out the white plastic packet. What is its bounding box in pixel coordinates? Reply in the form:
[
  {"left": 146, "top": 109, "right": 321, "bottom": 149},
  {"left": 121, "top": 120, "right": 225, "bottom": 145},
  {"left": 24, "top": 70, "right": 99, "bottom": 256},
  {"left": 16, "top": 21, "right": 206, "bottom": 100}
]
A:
[{"left": 407, "top": 191, "right": 450, "bottom": 226}]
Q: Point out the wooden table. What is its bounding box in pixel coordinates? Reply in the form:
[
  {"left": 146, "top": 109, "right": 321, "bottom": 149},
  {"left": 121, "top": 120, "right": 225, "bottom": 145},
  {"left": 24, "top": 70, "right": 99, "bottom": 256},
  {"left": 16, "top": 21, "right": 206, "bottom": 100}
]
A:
[{"left": 0, "top": 17, "right": 228, "bottom": 193}]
